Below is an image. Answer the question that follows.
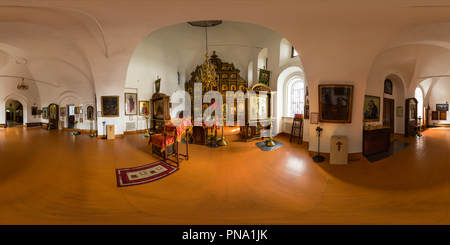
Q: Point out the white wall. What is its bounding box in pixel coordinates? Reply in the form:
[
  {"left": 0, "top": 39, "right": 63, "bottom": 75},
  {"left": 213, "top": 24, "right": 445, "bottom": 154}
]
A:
[{"left": 427, "top": 78, "right": 450, "bottom": 124}]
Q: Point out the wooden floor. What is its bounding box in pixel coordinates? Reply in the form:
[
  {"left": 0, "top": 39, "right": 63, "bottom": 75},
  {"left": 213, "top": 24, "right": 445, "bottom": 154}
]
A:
[{"left": 0, "top": 125, "right": 449, "bottom": 225}]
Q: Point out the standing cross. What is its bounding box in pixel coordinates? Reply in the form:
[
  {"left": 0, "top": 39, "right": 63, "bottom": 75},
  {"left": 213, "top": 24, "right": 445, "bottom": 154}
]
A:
[{"left": 336, "top": 141, "right": 343, "bottom": 151}]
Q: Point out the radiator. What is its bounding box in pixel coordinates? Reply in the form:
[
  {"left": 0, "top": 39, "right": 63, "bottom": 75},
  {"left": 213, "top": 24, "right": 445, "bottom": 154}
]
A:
[
  {"left": 126, "top": 122, "right": 136, "bottom": 131},
  {"left": 285, "top": 122, "right": 292, "bottom": 133}
]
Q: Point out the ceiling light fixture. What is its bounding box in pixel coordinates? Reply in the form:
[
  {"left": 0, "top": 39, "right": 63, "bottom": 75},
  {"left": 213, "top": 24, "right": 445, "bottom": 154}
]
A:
[
  {"left": 17, "top": 77, "right": 29, "bottom": 90},
  {"left": 196, "top": 21, "right": 220, "bottom": 89}
]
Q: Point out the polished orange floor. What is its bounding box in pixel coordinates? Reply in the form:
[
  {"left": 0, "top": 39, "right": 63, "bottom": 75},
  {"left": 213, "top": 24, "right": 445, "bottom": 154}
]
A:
[{"left": 0, "top": 126, "right": 449, "bottom": 225}]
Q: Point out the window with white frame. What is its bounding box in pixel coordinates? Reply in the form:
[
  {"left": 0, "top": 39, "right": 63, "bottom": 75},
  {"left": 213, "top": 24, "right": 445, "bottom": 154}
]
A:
[
  {"left": 292, "top": 46, "right": 298, "bottom": 57},
  {"left": 288, "top": 79, "right": 304, "bottom": 116},
  {"left": 415, "top": 87, "right": 423, "bottom": 120}
]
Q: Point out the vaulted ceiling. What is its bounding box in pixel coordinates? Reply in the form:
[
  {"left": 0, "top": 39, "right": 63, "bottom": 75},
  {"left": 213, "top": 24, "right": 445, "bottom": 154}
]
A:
[{"left": 1, "top": 1, "right": 450, "bottom": 100}]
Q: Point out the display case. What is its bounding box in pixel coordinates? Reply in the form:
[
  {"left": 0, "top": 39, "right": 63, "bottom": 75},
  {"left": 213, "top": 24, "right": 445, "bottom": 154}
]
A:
[
  {"left": 404, "top": 98, "right": 418, "bottom": 137},
  {"left": 48, "top": 103, "right": 59, "bottom": 129},
  {"left": 150, "top": 93, "right": 171, "bottom": 134},
  {"left": 239, "top": 83, "right": 272, "bottom": 142}
]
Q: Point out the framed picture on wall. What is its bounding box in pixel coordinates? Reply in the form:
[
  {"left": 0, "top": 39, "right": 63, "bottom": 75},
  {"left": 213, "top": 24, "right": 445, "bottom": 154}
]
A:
[
  {"left": 101, "top": 96, "right": 119, "bottom": 117},
  {"left": 310, "top": 112, "right": 319, "bottom": 124},
  {"left": 125, "top": 93, "right": 138, "bottom": 115},
  {"left": 436, "top": 104, "right": 449, "bottom": 111},
  {"left": 60, "top": 107, "right": 66, "bottom": 117},
  {"left": 31, "top": 106, "right": 38, "bottom": 116},
  {"left": 363, "top": 95, "right": 380, "bottom": 122},
  {"left": 139, "top": 100, "right": 150, "bottom": 116},
  {"left": 42, "top": 107, "right": 48, "bottom": 119},
  {"left": 318, "top": 84, "right": 354, "bottom": 123},
  {"left": 384, "top": 79, "right": 393, "bottom": 95},
  {"left": 396, "top": 106, "right": 403, "bottom": 117}
]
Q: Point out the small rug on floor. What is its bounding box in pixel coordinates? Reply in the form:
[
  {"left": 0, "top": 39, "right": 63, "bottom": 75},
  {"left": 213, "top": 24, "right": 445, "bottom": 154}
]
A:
[
  {"left": 364, "top": 140, "right": 411, "bottom": 163},
  {"left": 255, "top": 139, "right": 284, "bottom": 151},
  {"left": 116, "top": 161, "right": 178, "bottom": 187}
]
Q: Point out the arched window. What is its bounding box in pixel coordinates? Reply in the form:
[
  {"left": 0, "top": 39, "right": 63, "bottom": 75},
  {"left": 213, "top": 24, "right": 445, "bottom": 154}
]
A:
[
  {"left": 288, "top": 79, "right": 304, "bottom": 116},
  {"left": 415, "top": 87, "right": 423, "bottom": 119}
]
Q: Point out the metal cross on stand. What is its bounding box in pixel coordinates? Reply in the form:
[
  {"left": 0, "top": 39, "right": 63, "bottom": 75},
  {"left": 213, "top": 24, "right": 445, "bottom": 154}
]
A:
[{"left": 336, "top": 141, "right": 343, "bottom": 151}]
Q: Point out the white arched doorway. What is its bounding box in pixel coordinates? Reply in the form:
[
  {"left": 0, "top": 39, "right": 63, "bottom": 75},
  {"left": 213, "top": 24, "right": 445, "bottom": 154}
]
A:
[{"left": 4, "top": 95, "right": 28, "bottom": 128}]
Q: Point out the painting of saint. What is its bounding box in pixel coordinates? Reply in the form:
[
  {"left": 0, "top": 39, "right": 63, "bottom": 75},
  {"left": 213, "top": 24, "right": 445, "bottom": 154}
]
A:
[
  {"left": 153, "top": 100, "right": 164, "bottom": 119},
  {"left": 60, "top": 107, "right": 66, "bottom": 117},
  {"left": 139, "top": 101, "right": 149, "bottom": 116},
  {"left": 249, "top": 94, "right": 268, "bottom": 121},
  {"left": 42, "top": 107, "right": 48, "bottom": 119},
  {"left": 125, "top": 93, "right": 137, "bottom": 115},
  {"left": 363, "top": 95, "right": 380, "bottom": 122},
  {"left": 86, "top": 106, "right": 94, "bottom": 120},
  {"left": 49, "top": 104, "right": 57, "bottom": 119}
]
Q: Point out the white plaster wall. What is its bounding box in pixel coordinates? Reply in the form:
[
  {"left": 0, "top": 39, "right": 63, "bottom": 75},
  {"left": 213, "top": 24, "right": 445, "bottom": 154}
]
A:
[
  {"left": 427, "top": 78, "right": 450, "bottom": 124},
  {"left": 0, "top": 23, "right": 95, "bottom": 128}
]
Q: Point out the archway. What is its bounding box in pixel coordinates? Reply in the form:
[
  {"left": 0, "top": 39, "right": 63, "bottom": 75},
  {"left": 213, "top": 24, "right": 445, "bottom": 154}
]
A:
[
  {"left": 5, "top": 100, "right": 24, "bottom": 127},
  {"left": 125, "top": 20, "right": 304, "bottom": 137}
]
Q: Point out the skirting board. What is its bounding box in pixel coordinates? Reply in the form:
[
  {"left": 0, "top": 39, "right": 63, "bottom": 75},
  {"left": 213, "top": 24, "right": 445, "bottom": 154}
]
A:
[
  {"left": 308, "top": 151, "right": 362, "bottom": 161},
  {"left": 124, "top": 129, "right": 148, "bottom": 135}
]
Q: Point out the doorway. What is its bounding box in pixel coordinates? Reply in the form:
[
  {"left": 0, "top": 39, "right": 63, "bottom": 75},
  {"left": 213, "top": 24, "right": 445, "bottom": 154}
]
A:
[
  {"left": 383, "top": 98, "right": 395, "bottom": 135},
  {"left": 68, "top": 105, "right": 75, "bottom": 129},
  {"left": 5, "top": 101, "right": 23, "bottom": 127}
]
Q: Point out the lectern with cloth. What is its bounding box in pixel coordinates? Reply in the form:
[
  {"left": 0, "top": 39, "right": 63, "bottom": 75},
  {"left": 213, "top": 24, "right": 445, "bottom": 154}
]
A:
[{"left": 148, "top": 118, "right": 192, "bottom": 167}]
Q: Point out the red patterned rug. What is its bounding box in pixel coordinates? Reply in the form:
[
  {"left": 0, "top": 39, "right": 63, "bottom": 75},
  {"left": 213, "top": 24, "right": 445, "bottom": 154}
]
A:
[{"left": 116, "top": 161, "right": 178, "bottom": 187}]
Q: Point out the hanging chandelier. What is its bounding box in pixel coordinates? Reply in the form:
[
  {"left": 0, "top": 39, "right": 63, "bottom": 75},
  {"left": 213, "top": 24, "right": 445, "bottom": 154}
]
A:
[
  {"left": 17, "top": 77, "right": 29, "bottom": 90},
  {"left": 198, "top": 53, "right": 217, "bottom": 88},
  {"left": 197, "top": 23, "right": 218, "bottom": 89}
]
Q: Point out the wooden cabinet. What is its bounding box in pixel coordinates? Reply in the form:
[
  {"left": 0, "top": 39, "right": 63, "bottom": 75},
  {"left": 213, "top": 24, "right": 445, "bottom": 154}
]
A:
[
  {"left": 150, "top": 93, "right": 171, "bottom": 133},
  {"left": 404, "top": 98, "right": 418, "bottom": 137},
  {"left": 193, "top": 126, "right": 207, "bottom": 145},
  {"left": 363, "top": 127, "right": 390, "bottom": 155},
  {"left": 48, "top": 103, "right": 59, "bottom": 129}
]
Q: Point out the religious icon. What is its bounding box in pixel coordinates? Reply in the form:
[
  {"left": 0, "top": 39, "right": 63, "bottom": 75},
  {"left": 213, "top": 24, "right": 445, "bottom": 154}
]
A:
[
  {"left": 101, "top": 96, "right": 119, "bottom": 117},
  {"left": 49, "top": 104, "right": 57, "bottom": 119},
  {"left": 125, "top": 93, "right": 137, "bottom": 115},
  {"left": 87, "top": 105, "right": 94, "bottom": 120},
  {"left": 363, "top": 95, "right": 380, "bottom": 122},
  {"left": 139, "top": 101, "right": 149, "bottom": 116}
]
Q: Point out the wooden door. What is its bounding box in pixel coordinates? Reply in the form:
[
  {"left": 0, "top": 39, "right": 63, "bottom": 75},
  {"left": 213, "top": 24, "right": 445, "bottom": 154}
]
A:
[
  {"left": 383, "top": 98, "right": 395, "bottom": 134},
  {"left": 439, "top": 111, "right": 447, "bottom": 120}
]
